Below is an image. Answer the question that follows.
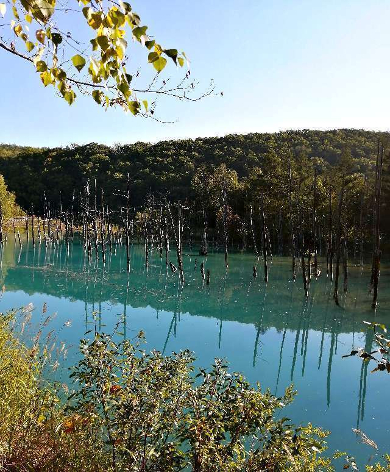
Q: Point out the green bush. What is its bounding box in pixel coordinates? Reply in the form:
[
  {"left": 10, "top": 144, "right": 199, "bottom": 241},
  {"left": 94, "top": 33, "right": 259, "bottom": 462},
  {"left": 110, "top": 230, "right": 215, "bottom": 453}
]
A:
[
  {"left": 0, "top": 313, "right": 389, "bottom": 471},
  {"left": 67, "top": 332, "right": 333, "bottom": 471}
]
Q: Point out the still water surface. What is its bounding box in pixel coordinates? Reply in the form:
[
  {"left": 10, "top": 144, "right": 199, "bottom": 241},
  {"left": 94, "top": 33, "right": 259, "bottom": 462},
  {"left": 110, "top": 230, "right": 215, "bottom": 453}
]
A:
[{"left": 1, "top": 240, "right": 389, "bottom": 465}]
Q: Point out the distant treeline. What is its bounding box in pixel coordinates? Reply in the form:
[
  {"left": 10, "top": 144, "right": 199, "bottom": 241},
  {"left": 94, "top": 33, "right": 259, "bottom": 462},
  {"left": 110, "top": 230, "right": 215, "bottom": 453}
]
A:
[{"left": 0, "top": 128, "right": 389, "bottom": 242}]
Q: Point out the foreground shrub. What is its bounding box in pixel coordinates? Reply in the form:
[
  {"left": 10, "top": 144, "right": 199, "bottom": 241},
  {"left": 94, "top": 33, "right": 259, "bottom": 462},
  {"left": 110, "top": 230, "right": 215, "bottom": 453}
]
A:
[
  {"left": 0, "top": 312, "right": 104, "bottom": 471},
  {"left": 66, "top": 332, "right": 334, "bottom": 471},
  {"left": 0, "top": 313, "right": 389, "bottom": 471}
]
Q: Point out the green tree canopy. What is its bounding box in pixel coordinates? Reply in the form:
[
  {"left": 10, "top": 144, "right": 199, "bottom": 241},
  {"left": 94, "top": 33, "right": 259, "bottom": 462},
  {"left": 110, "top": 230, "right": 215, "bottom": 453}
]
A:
[{"left": 0, "top": 174, "right": 22, "bottom": 220}]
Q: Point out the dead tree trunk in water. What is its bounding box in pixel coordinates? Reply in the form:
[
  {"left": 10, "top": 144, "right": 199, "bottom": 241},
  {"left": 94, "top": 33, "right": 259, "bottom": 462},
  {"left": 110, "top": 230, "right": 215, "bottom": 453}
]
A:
[
  {"left": 312, "top": 169, "right": 319, "bottom": 277},
  {"left": 158, "top": 206, "right": 164, "bottom": 259},
  {"left": 93, "top": 179, "right": 99, "bottom": 260},
  {"left": 301, "top": 250, "right": 308, "bottom": 297},
  {"left": 333, "top": 184, "right": 345, "bottom": 306},
  {"left": 100, "top": 189, "right": 106, "bottom": 265},
  {"left": 31, "top": 206, "right": 35, "bottom": 247},
  {"left": 371, "top": 141, "right": 384, "bottom": 309},
  {"left": 164, "top": 211, "right": 170, "bottom": 265},
  {"left": 143, "top": 208, "right": 149, "bottom": 269},
  {"left": 288, "top": 156, "right": 297, "bottom": 281},
  {"left": 249, "top": 204, "right": 258, "bottom": 259},
  {"left": 260, "top": 196, "right": 269, "bottom": 283},
  {"left": 299, "top": 208, "right": 309, "bottom": 298},
  {"left": 222, "top": 188, "right": 229, "bottom": 268},
  {"left": 168, "top": 202, "right": 185, "bottom": 284},
  {"left": 327, "top": 186, "right": 334, "bottom": 281},
  {"left": 199, "top": 207, "right": 208, "bottom": 256},
  {"left": 359, "top": 177, "right": 366, "bottom": 267},
  {"left": 177, "top": 203, "right": 185, "bottom": 284},
  {"left": 25, "top": 214, "right": 29, "bottom": 242},
  {"left": 343, "top": 238, "right": 348, "bottom": 293},
  {"left": 125, "top": 174, "right": 131, "bottom": 272}
]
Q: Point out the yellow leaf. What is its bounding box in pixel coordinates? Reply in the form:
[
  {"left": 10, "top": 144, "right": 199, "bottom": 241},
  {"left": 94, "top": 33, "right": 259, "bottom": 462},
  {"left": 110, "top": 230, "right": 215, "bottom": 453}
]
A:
[{"left": 13, "top": 24, "right": 23, "bottom": 36}]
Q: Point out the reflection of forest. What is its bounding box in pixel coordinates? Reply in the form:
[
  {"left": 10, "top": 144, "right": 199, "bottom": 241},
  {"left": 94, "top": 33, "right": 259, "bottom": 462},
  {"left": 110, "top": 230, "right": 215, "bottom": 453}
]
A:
[
  {"left": 3, "top": 256, "right": 387, "bottom": 335},
  {"left": 1, "top": 241, "right": 382, "bottom": 428}
]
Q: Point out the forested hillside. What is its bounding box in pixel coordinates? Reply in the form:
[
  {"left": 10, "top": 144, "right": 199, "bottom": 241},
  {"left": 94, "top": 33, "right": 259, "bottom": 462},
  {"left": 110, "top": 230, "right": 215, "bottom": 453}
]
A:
[
  {"left": 0, "top": 129, "right": 389, "bottom": 253},
  {"left": 0, "top": 129, "right": 386, "bottom": 209}
]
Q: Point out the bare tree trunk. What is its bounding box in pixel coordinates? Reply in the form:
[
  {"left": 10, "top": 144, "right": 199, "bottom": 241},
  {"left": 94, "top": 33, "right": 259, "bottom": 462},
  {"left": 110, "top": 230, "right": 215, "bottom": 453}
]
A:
[
  {"left": 371, "top": 141, "right": 384, "bottom": 309},
  {"left": 312, "top": 169, "right": 318, "bottom": 277},
  {"left": 249, "top": 204, "right": 258, "bottom": 258},
  {"left": 31, "top": 208, "right": 35, "bottom": 246},
  {"left": 125, "top": 174, "right": 131, "bottom": 272},
  {"left": 222, "top": 188, "right": 229, "bottom": 268},
  {"left": 260, "top": 196, "right": 269, "bottom": 283},
  {"left": 176, "top": 203, "right": 185, "bottom": 284},
  {"left": 199, "top": 207, "right": 208, "bottom": 256},
  {"left": 168, "top": 202, "right": 185, "bottom": 284},
  {"left": 359, "top": 177, "right": 366, "bottom": 267},
  {"left": 333, "top": 185, "right": 345, "bottom": 306},
  {"left": 164, "top": 212, "right": 170, "bottom": 265},
  {"left": 288, "top": 156, "right": 297, "bottom": 280},
  {"left": 327, "top": 186, "right": 334, "bottom": 281},
  {"left": 343, "top": 238, "right": 348, "bottom": 293}
]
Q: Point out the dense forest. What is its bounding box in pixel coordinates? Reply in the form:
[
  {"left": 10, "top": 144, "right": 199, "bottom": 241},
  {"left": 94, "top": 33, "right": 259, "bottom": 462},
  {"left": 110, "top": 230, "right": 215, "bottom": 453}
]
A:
[
  {"left": 1, "top": 128, "right": 389, "bottom": 235},
  {"left": 0, "top": 129, "right": 385, "bottom": 209}
]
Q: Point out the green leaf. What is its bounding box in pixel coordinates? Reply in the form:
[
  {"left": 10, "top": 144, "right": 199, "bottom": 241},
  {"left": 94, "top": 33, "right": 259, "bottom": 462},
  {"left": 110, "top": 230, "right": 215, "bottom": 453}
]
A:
[
  {"left": 178, "top": 57, "right": 184, "bottom": 67},
  {"left": 52, "top": 68, "right": 66, "bottom": 80},
  {"left": 64, "top": 90, "right": 76, "bottom": 105},
  {"left": 97, "top": 35, "right": 109, "bottom": 51},
  {"left": 118, "top": 80, "right": 131, "bottom": 98},
  {"left": 164, "top": 49, "right": 178, "bottom": 64},
  {"left": 90, "top": 38, "right": 99, "bottom": 51},
  {"left": 88, "top": 12, "right": 102, "bottom": 29},
  {"left": 120, "top": 1, "right": 132, "bottom": 13},
  {"left": 152, "top": 56, "right": 167, "bottom": 73},
  {"left": 33, "top": 0, "right": 55, "bottom": 22},
  {"left": 82, "top": 6, "right": 91, "bottom": 19},
  {"left": 110, "top": 9, "right": 125, "bottom": 27},
  {"left": 40, "top": 70, "right": 53, "bottom": 87},
  {"left": 92, "top": 90, "right": 103, "bottom": 104},
  {"left": 148, "top": 52, "right": 159, "bottom": 63},
  {"left": 72, "top": 55, "right": 86, "bottom": 72},
  {"left": 142, "top": 100, "right": 148, "bottom": 112},
  {"left": 145, "top": 40, "right": 155, "bottom": 50},
  {"left": 132, "top": 26, "right": 147, "bottom": 41},
  {"left": 25, "top": 41, "right": 35, "bottom": 52},
  {"left": 128, "top": 101, "right": 140, "bottom": 115},
  {"left": 51, "top": 33, "right": 62, "bottom": 46},
  {"left": 36, "top": 60, "right": 47, "bottom": 72}
]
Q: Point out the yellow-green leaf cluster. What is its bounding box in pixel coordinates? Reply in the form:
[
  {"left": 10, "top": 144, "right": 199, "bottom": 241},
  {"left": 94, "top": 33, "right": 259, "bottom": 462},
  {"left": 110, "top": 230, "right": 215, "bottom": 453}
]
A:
[{"left": 2, "top": 0, "right": 188, "bottom": 114}]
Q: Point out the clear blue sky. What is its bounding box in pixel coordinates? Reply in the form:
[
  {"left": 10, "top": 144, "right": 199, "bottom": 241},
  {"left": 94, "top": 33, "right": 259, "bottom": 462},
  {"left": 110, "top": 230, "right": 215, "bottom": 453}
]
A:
[{"left": 1, "top": 0, "right": 390, "bottom": 147}]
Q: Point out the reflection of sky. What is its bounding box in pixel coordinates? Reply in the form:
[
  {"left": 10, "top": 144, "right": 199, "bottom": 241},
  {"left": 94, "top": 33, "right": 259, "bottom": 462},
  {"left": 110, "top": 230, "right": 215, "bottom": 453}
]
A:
[{"left": 0, "top": 240, "right": 389, "bottom": 466}]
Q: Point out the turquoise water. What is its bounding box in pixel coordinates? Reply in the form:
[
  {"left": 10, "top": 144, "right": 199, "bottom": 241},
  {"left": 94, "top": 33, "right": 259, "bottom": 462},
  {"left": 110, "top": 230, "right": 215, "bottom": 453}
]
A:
[{"left": 1, "top": 239, "right": 389, "bottom": 466}]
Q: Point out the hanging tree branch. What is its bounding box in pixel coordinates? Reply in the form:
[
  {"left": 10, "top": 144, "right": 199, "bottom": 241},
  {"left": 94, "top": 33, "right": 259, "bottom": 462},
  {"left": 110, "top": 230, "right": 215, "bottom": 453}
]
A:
[{"left": 0, "top": 0, "right": 215, "bottom": 117}]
